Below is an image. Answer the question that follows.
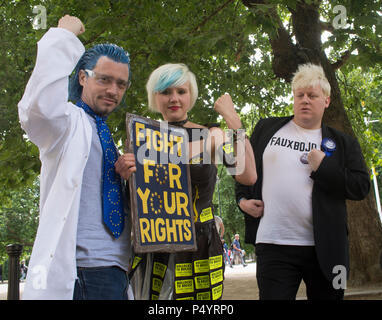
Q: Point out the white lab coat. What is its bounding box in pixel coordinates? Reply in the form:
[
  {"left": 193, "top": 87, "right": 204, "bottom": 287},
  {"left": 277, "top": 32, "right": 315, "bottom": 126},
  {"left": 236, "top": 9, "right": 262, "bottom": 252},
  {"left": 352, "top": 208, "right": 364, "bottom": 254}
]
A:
[{"left": 18, "top": 27, "right": 91, "bottom": 299}]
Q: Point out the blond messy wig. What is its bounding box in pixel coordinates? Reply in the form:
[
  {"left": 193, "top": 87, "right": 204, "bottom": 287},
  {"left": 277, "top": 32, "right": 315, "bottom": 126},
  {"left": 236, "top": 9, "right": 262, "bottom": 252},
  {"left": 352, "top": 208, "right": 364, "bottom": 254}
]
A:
[{"left": 291, "top": 63, "right": 331, "bottom": 97}]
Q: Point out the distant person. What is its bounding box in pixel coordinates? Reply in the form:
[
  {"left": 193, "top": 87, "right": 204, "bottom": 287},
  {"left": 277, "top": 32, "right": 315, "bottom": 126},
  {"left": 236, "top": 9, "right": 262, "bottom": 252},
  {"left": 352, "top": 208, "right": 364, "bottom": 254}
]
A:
[
  {"left": 230, "top": 234, "right": 247, "bottom": 267},
  {"left": 222, "top": 239, "right": 230, "bottom": 265},
  {"left": 20, "top": 260, "right": 28, "bottom": 281}
]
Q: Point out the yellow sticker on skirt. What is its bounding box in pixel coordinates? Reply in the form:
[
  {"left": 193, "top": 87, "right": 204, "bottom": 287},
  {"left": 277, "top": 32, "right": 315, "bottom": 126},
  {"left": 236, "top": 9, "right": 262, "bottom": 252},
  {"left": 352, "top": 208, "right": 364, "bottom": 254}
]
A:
[
  {"left": 194, "top": 259, "right": 210, "bottom": 273},
  {"left": 175, "top": 263, "right": 192, "bottom": 277},
  {"left": 175, "top": 279, "right": 194, "bottom": 294},
  {"left": 195, "top": 275, "right": 210, "bottom": 290},
  {"left": 153, "top": 262, "right": 167, "bottom": 278},
  {"left": 209, "top": 255, "right": 222, "bottom": 270},
  {"left": 197, "top": 291, "right": 211, "bottom": 300},
  {"left": 210, "top": 269, "right": 223, "bottom": 286},
  {"left": 152, "top": 278, "right": 163, "bottom": 292},
  {"left": 200, "top": 207, "right": 213, "bottom": 223},
  {"left": 176, "top": 296, "right": 194, "bottom": 300},
  {"left": 212, "top": 284, "right": 223, "bottom": 300},
  {"left": 132, "top": 256, "right": 142, "bottom": 269}
]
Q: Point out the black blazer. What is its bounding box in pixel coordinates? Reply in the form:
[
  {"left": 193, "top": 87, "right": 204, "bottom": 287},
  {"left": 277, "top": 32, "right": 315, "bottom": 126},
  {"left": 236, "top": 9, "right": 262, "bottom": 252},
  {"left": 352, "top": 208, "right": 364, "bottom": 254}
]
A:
[{"left": 235, "top": 116, "right": 370, "bottom": 281}]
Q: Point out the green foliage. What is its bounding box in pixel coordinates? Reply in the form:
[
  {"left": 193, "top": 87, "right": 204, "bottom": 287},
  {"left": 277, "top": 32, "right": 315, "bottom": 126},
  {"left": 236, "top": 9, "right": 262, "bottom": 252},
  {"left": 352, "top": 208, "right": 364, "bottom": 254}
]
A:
[
  {"left": 213, "top": 165, "right": 254, "bottom": 255},
  {"left": 0, "top": 1, "right": 42, "bottom": 201},
  {"left": 320, "top": 0, "right": 382, "bottom": 68},
  {"left": 337, "top": 66, "right": 382, "bottom": 170},
  {"left": 337, "top": 65, "right": 382, "bottom": 209},
  {"left": 0, "top": 179, "right": 39, "bottom": 263}
]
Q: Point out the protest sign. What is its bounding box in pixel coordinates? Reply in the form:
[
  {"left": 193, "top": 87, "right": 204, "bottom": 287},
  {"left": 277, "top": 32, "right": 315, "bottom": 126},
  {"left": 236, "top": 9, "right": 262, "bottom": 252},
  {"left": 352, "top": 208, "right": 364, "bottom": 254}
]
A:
[{"left": 126, "top": 113, "right": 197, "bottom": 253}]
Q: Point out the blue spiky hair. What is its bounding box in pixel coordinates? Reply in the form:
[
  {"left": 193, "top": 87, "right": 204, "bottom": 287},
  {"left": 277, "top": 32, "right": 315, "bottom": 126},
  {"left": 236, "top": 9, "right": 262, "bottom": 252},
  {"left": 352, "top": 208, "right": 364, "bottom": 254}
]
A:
[{"left": 69, "top": 43, "right": 131, "bottom": 102}]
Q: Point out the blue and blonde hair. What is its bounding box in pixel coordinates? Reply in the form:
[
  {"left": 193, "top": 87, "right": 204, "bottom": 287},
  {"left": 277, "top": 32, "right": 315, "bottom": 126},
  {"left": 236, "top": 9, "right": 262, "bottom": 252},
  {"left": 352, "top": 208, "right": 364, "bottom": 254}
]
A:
[
  {"left": 69, "top": 43, "right": 131, "bottom": 102},
  {"left": 146, "top": 63, "right": 198, "bottom": 112}
]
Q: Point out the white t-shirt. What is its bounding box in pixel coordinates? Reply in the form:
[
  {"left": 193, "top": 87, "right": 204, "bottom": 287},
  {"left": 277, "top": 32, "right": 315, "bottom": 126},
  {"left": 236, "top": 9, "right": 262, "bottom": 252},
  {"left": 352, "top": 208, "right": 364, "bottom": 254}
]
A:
[{"left": 256, "top": 120, "right": 322, "bottom": 246}]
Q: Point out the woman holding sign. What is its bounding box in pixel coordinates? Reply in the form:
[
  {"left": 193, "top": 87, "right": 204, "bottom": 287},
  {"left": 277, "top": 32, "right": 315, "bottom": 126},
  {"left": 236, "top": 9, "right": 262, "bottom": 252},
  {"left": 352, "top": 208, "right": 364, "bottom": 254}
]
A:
[{"left": 131, "top": 63, "right": 256, "bottom": 300}]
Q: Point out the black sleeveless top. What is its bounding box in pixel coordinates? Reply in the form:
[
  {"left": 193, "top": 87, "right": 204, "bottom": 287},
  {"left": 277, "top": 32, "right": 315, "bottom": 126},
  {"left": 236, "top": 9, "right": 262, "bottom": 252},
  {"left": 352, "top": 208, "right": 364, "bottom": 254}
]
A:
[{"left": 184, "top": 127, "right": 217, "bottom": 224}]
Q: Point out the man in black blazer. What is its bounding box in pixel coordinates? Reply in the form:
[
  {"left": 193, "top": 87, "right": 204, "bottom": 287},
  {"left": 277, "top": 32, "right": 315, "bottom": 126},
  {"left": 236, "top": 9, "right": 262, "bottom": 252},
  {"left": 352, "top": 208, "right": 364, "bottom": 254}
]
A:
[{"left": 235, "top": 63, "right": 370, "bottom": 300}]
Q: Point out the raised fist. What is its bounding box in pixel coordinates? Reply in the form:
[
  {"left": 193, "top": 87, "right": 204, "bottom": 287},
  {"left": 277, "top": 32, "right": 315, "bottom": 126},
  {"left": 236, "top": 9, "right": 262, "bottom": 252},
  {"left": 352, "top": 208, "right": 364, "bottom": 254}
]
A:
[
  {"left": 214, "top": 93, "right": 242, "bottom": 130},
  {"left": 58, "top": 15, "right": 85, "bottom": 36},
  {"left": 214, "top": 93, "right": 235, "bottom": 118}
]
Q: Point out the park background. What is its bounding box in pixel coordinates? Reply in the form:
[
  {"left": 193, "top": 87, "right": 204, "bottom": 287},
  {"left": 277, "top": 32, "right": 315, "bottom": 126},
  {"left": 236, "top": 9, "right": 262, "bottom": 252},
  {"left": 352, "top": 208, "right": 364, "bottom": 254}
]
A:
[{"left": 0, "top": 0, "right": 381, "bottom": 291}]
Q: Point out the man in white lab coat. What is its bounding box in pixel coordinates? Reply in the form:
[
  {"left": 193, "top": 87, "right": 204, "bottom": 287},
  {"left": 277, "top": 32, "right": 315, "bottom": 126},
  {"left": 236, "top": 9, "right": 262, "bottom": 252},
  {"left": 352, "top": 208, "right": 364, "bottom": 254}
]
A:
[{"left": 18, "top": 15, "right": 136, "bottom": 300}]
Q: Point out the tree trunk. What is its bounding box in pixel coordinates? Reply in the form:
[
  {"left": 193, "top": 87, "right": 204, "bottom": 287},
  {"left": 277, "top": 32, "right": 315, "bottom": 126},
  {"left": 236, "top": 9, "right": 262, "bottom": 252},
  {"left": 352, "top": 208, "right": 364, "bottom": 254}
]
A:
[{"left": 242, "top": 0, "right": 382, "bottom": 286}]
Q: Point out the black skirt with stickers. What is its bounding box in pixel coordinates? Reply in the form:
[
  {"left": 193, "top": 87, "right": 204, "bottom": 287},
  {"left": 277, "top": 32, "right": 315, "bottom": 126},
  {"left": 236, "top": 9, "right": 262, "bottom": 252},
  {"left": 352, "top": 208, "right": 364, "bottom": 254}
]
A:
[{"left": 129, "top": 127, "right": 226, "bottom": 300}]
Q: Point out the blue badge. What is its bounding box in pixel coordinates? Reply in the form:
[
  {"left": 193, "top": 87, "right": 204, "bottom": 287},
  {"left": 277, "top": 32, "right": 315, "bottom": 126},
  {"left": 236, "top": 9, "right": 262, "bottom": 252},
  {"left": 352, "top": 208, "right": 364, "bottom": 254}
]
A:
[{"left": 321, "top": 138, "right": 336, "bottom": 157}]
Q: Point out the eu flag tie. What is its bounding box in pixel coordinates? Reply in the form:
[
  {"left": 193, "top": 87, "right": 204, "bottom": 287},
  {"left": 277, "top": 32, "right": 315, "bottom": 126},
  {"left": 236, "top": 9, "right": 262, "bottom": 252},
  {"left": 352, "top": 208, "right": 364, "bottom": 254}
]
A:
[{"left": 77, "top": 100, "right": 124, "bottom": 238}]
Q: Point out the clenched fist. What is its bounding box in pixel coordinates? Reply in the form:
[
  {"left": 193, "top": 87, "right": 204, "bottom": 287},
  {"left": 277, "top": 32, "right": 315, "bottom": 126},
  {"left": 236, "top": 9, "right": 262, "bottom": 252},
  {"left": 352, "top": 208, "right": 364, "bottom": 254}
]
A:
[
  {"left": 214, "top": 93, "right": 242, "bottom": 130},
  {"left": 58, "top": 15, "right": 85, "bottom": 36},
  {"left": 307, "top": 149, "right": 325, "bottom": 171},
  {"left": 239, "top": 199, "right": 264, "bottom": 218},
  {"left": 115, "top": 153, "right": 136, "bottom": 181},
  {"left": 214, "top": 93, "right": 235, "bottom": 117}
]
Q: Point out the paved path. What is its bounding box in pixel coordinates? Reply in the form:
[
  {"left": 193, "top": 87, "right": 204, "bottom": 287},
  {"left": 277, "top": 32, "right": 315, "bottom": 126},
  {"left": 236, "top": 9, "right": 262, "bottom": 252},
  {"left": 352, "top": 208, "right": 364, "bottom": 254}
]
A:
[
  {"left": 0, "top": 281, "right": 25, "bottom": 300},
  {"left": 222, "top": 262, "right": 310, "bottom": 300},
  {"left": 222, "top": 262, "right": 259, "bottom": 300},
  {"left": 0, "top": 263, "right": 260, "bottom": 300},
  {"left": 222, "top": 262, "right": 382, "bottom": 300},
  {"left": 1, "top": 262, "right": 381, "bottom": 300}
]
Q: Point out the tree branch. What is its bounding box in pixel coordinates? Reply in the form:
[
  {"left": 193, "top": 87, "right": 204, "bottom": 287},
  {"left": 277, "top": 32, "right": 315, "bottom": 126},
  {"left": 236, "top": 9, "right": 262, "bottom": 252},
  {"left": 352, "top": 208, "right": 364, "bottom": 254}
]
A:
[
  {"left": 331, "top": 50, "right": 351, "bottom": 70},
  {"left": 190, "top": 0, "right": 236, "bottom": 34},
  {"left": 290, "top": 1, "right": 322, "bottom": 51},
  {"left": 320, "top": 21, "right": 334, "bottom": 33},
  {"left": 242, "top": 0, "right": 299, "bottom": 82}
]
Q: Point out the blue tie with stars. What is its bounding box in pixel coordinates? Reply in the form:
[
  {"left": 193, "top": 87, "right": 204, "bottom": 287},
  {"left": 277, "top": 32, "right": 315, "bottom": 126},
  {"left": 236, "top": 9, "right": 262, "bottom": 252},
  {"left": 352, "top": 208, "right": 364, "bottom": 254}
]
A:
[{"left": 77, "top": 100, "right": 124, "bottom": 238}]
